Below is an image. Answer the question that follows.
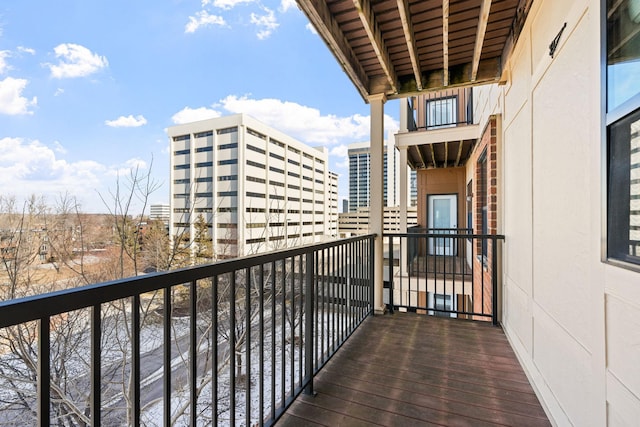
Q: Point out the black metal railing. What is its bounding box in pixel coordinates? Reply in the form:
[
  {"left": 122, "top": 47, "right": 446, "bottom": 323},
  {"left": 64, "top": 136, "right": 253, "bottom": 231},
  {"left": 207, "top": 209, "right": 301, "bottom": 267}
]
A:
[
  {"left": 0, "top": 235, "right": 375, "bottom": 426},
  {"left": 385, "top": 231, "right": 504, "bottom": 325},
  {"left": 407, "top": 88, "right": 474, "bottom": 131}
]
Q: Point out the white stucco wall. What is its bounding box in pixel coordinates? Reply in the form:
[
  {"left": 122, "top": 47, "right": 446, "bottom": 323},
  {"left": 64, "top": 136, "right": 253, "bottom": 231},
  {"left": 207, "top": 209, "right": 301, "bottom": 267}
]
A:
[{"left": 484, "top": 0, "right": 640, "bottom": 425}]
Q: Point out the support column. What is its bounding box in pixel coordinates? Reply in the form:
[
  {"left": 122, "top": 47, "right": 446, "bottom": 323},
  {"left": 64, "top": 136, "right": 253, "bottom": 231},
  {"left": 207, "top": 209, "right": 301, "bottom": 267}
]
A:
[
  {"left": 399, "top": 146, "right": 408, "bottom": 271},
  {"left": 368, "top": 94, "right": 386, "bottom": 314},
  {"left": 399, "top": 99, "right": 408, "bottom": 133}
]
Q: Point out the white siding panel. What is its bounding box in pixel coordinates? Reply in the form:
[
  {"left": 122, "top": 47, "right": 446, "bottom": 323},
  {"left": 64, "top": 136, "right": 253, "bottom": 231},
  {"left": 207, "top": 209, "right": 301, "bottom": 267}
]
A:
[
  {"left": 531, "top": 11, "right": 593, "bottom": 349},
  {"left": 606, "top": 294, "right": 640, "bottom": 399}
]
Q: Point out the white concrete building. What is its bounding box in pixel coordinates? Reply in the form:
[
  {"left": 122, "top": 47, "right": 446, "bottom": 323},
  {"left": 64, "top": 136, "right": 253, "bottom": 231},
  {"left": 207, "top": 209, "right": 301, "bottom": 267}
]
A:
[
  {"left": 149, "top": 204, "right": 170, "bottom": 228},
  {"left": 168, "top": 114, "right": 338, "bottom": 258}
]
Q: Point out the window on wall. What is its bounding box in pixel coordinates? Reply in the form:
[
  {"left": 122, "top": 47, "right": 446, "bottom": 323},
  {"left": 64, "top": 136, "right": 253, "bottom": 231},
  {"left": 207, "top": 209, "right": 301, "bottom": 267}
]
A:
[
  {"left": 426, "top": 96, "right": 457, "bottom": 128},
  {"left": 606, "top": 0, "right": 640, "bottom": 267}
]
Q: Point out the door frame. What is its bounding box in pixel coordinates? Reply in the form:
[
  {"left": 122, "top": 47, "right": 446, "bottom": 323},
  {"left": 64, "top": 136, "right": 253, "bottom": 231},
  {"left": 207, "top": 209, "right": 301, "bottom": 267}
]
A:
[{"left": 427, "top": 193, "right": 458, "bottom": 255}]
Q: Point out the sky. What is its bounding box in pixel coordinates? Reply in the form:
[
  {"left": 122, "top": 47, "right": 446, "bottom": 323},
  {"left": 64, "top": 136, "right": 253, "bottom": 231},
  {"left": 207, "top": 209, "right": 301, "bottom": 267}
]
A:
[{"left": 0, "top": 0, "right": 400, "bottom": 214}]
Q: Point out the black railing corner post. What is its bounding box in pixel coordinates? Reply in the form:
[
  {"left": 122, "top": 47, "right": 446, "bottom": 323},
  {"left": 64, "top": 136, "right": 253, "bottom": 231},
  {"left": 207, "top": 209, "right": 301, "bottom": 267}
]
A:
[
  {"left": 304, "top": 252, "right": 315, "bottom": 395},
  {"left": 492, "top": 236, "right": 499, "bottom": 326},
  {"left": 369, "top": 235, "right": 375, "bottom": 315},
  {"left": 388, "top": 235, "right": 394, "bottom": 314}
]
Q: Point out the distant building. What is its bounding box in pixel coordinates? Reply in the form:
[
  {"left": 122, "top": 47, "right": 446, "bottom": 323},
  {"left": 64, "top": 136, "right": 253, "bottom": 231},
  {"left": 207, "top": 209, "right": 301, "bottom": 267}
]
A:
[
  {"left": 338, "top": 206, "right": 418, "bottom": 237},
  {"left": 342, "top": 199, "right": 349, "bottom": 213},
  {"left": 149, "top": 204, "right": 170, "bottom": 228},
  {"left": 348, "top": 140, "right": 416, "bottom": 211},
  {"left": 167, "top": 114, "right": 339, "bottom": 258}
]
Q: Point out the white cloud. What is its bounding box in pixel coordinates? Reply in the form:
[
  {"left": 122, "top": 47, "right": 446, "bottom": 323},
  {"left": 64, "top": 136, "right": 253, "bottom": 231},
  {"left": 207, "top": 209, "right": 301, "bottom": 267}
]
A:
[
  {"left": 219, "top": 95, "right": 401, "bottom": 145},
  {"left": 210, "top": 0, "right": 256, "bottom": 10},
  {"left": 107, "top": 158, "right": 149, "bottom": 177},
  {"left": 171, "top": 106, "right": 221, "bottom": 124},
  {"left": 279, "top": 0, "right": 297, "bottom": 13},
  {"left": 250, "top": 8, "right": 279, "bottom": 39},
  {"left": 0, "top": 137, "right": 105, "bottom": 198},
  {"left": 17, "top": 46, "right": 36, "bottom": 55},
  {"left": 185, "top": 10, "right": 227, "bottom": 33},
  {"left": 105, "top": 114, "right": 148, "bottom": 128},
  {"left": 53, "top": 141, "right": 67, "bottom": 154},
  {"left": 0, "top": 77, "right": 37, "bottom": 115},
  {"left": 330, "top": 144, "right": 350, "bottom": 168},
  {"left": 54, "top": 88, "right": 64, "bottom": 96},
  {"left": 0, "top": 137, "right": 159, "bottom": 213},
  {"left": 0, "top": 50, "right": 10, "bottom": 74},
  {"left": 305, "top": 22, "right": 318, "bottom": 35},
  {"left": 330, "top": 144, "right": 348, "bottom": 158},
  {"left": 47, "top": 44, "right": 108, "bottom": 79}
]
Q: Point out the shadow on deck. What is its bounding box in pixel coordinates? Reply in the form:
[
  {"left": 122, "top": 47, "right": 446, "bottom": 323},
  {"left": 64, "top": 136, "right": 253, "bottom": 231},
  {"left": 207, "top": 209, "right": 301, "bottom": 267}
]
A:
[{"left": 276, "top": 314, "right": 550, "bottom": 427}]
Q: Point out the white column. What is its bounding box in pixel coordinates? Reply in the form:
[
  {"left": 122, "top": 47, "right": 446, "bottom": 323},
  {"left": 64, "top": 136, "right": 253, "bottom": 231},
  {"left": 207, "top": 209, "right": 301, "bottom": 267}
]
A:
[
  {"left": 368, "top": 94, "right": 386, "bottom": 314},
  {"left": 399, "top": 98, "right": 408, "bottom": 133},
  {"left": 399, "top": 146, "right": 408, "bottom": 272}
]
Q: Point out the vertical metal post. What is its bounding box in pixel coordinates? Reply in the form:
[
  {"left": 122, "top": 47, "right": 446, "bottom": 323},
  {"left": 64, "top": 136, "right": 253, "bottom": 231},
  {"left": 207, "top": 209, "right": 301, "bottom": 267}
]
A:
[
  {"left": 388, "top": 234, "right": 394, "bottom": 314},
  {"left": 212, "top": 277, "right": 218, "bottom": 426},
  {"left": 164, "top": 286, "right": 172, "bottom": 427},
  {"left": 38, "top": 317, "right": 50, "bottom": 427},
  {"left": 492, "top": 237, "right": 499, "bottom": 326},
  {"left": 369, "top": 235, "right": 375, "bottom": 314},
  {"left": 304, "top": 252, "right": 315, "bottom": 395},
  {"left": 132, "top": 295, "right": 141, "bottom": 427},
  {"left": 190, "top": 281, "right": 197, "bottom": 427},
  {"left": 91, "top": 305, "right": 102, "bottom": 427}
]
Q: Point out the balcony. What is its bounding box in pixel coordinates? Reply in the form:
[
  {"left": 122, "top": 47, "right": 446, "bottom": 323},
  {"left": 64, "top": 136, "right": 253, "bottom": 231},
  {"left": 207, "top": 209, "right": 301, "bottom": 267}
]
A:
[
  {"left": 397, "top": 89, "right": 480, "bottom": 169},
  {"left": 0, "top": 234, "right": 549, "bottom": 426}
]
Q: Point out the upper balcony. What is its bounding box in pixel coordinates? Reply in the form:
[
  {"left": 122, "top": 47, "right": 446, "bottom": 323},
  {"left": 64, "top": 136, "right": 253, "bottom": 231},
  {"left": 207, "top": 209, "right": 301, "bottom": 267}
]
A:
[
  {"left": 0, "top": 232, "right": 550, "bottom": 426},
  {"left": 397, "top": 88, "right": 481, "bottom": 169}
]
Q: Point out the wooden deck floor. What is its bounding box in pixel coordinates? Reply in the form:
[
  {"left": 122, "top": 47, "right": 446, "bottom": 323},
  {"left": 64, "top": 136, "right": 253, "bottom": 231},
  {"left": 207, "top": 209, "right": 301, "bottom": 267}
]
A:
[{"left": 276, "top": 314, "right": 550, "bottom": 427}]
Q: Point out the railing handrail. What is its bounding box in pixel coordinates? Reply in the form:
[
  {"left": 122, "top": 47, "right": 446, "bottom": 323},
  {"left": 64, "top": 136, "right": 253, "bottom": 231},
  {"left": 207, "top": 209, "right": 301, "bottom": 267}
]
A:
[
  {"left": 385, "top": 232, "right": 505, "bottom": 240},
  {"left": 0, "top": 234, "right": 376, "bottom": 328}
]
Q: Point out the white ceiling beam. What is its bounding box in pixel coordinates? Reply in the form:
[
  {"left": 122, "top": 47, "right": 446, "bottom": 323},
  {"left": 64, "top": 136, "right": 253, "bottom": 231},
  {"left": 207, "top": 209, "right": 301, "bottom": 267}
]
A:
[
  {"left": 396, "top": 0, "right": 423, "bottom": 90},
  {"left": 353, "top": 0, "right": 398, "bottom": 93},
  {"left": 471, "top": 0, "right": 492, "bottom": 81}
]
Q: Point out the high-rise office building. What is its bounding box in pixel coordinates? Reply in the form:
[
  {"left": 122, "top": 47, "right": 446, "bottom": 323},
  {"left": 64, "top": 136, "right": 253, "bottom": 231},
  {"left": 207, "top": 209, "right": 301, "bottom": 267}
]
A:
[
  {"left": 168, "top": 114, "right": 339, "bottom": 258},
  {"left": 348, "top": 140, "right": 417, "bottom": 211}
]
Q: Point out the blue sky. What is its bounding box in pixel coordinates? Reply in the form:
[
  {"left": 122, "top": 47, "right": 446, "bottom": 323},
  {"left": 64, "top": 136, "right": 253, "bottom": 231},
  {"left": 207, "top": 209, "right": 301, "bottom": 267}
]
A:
[{"left": 0, "top": 0, "right": 399, "bottom": 213}]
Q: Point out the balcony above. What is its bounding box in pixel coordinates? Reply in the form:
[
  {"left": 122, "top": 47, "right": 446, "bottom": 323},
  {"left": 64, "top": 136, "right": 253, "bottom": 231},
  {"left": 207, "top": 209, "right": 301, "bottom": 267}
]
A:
[
  {"left": 296, "top": 0, "right": 531, "bottom": 100},
  {"left": 396, "top": 88, "right": 480, "bottom": 169}
]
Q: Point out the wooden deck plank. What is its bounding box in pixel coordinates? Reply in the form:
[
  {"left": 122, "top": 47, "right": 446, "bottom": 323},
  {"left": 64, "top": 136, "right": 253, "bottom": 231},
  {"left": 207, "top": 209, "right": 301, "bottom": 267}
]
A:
[{"left": 276, "top": 314, "right": 551, "bottom": 427}]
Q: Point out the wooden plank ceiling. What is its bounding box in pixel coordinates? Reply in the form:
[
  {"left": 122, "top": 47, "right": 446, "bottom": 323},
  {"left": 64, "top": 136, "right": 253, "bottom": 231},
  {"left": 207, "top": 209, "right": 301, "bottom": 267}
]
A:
[{"left": 297, "top": 0, "right": 531, "bottom": 100}]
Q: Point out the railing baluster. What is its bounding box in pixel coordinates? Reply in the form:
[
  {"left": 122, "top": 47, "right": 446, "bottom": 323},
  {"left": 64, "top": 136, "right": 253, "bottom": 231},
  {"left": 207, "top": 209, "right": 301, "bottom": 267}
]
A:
[
  {"left": 132, "top": 294, "right": 140, "bottom": 427},
  {"left": 190, "top": 280, "right": 197, "bottom": 426},
  {"left": 304, "top": 251, "right": 314, "bottom": 395},
  {"left": 259, "top": 264, "right": 264, "bottom": 427},
  {"left": 270, "top": 261, "right": 276, "bottom": 422},
  {"left": 246, "top": 267, "right": 251, "bottom": 426},
  {"left": 212, "top": 276, "right": 218, "bottom": 426},
  {"left": 38, "top": 317, "right": 50, "bottom": 427},
  {"left": 298, "top": 255, "right": 304, "bottom": 389},
  {"left": 230, "top": 271, "right": 236, "bottom": 427},
  {"left": 492, "top": 237, "right": 499, "bottom": 326},
  {"left": 280, "top": 258, "right": 285, "bottom": 409},
  {"left": 388, "top": 233, "right": 394, "bottom": 313},
  {"left": 289, "top": 257, "right": 295, "bottom": 397},
  {"left": 164, "top": 286, "right": 171, "bottom": 427},
  {"left": 91, "top": 304, "right": 101, "bottom": 427}
]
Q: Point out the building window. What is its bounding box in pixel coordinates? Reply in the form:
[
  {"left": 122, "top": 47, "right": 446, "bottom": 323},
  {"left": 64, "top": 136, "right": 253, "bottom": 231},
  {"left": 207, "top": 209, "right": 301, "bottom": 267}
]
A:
[
  {"left": 606, "top": 0, "right": 640, "bottom": 267},
  {"left": 426, "top": 96, "right": 457, "bottom": 128}
]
